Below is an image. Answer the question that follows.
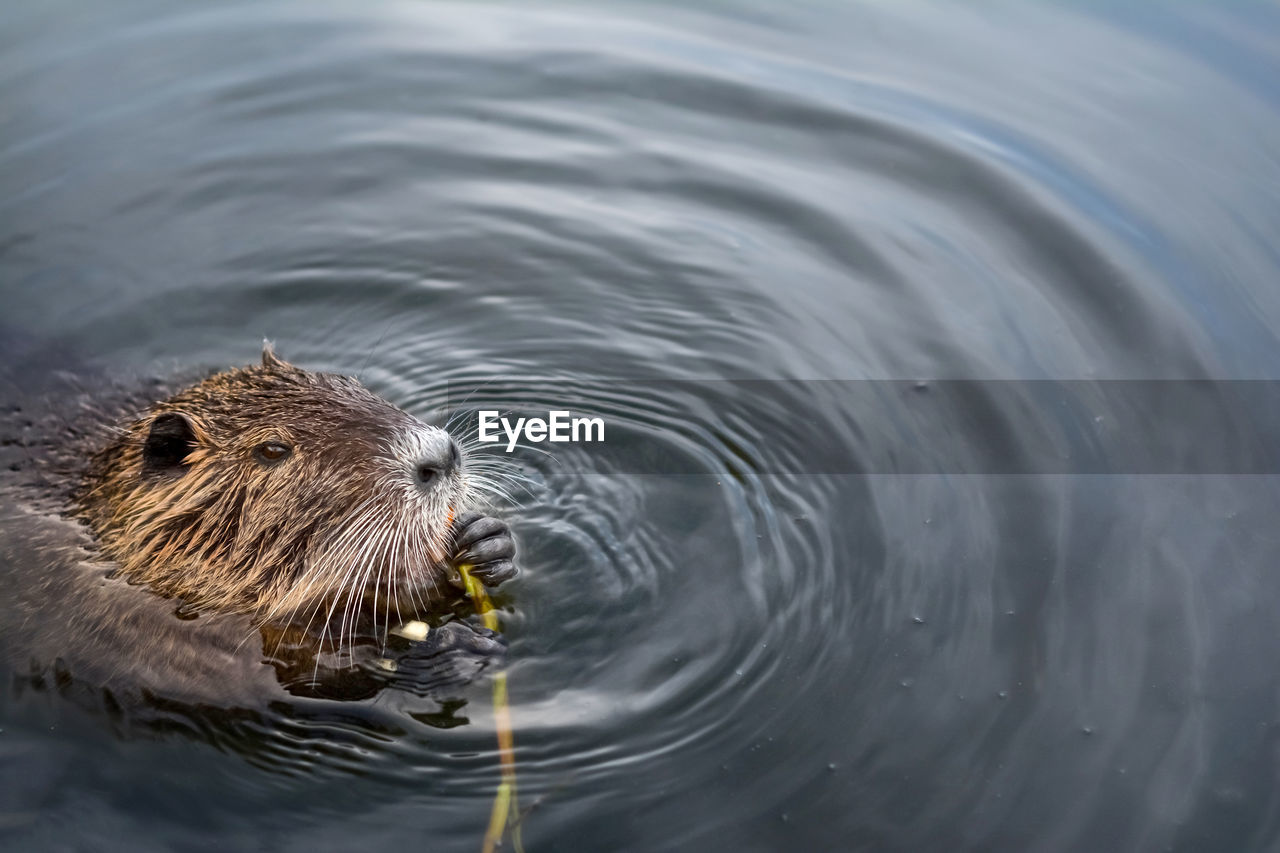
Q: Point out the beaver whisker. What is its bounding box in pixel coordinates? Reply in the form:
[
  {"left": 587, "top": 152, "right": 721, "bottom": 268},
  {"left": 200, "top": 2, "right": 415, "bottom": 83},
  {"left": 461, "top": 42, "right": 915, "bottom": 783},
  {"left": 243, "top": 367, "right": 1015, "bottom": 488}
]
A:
[
  {"left": 462, "top": 454, "right": 537, "bottom": 484},
  {"left": 483, "top": 475, "right": 538, "bottom": 501},
  {"left": 454, "top": 437, "right": 534, "bottom": 463},
  {"left": 258, "top": 491, "right": 392, "bottom": 663},
  {"left": 406, "top": 522, "right": 441, "bottom": 613},
  {"left": 352, "top": 548, "right": 388, "bottom": 651},
  {"left": 353, "top": 501, "right": 414, "bottom": 651},
  {"left": 261, "top": 491, "right": 385, "bottom": 628},
  {"left": 466, "top": 467, "right": 538, "bottom": 500},
  {"left": 467, "top": 474, "right": 518, "bottom": 505},
  {"left": 391, "top": 517, "right": 412, "bottom": 645},
  {"left": 331, "top": 535, "right": 374, "bottom": 666},
  {"left": 382, "top": 521, "right": 399, "bottom": 648},
  {"left": 374, "top": 517, "right": 399, "bottom": 647},
  {"left": 331, "top": 504, "right": 393, "bottom": 657},
  {"left": 463, "top": 456, "right": 535, "bottom": 480},
  {"left": 454, "top": 434, "right": 494, "bottom": 452},
  {"left": 308, "top": 533, "right": 373, "bottom": 672},
  {"left": 476, "top": 439, "right": 559, "bottom": 461},
  {"left": 264, "top": 504, "right": 371, "bottom": 619},
  {"left": 438, "top": 375, "right": 513, "bottom": 435},
  {"left": 363, "top": 517, "right": 399, "bottom": 650}
]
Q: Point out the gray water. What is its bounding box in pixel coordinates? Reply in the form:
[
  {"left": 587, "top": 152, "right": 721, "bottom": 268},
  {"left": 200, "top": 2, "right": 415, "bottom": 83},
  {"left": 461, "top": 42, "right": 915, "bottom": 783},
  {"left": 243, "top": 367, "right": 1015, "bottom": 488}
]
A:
[{"left": 4, "top": 1, "right": 1280, "bottom": 851}]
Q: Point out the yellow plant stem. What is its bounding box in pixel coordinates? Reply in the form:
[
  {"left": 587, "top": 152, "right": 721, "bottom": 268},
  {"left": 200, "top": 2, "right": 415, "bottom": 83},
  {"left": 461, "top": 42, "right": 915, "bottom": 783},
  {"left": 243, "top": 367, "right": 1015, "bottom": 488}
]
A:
[{"left": 459, "top": 564, "right": 523, "bottom": 853}]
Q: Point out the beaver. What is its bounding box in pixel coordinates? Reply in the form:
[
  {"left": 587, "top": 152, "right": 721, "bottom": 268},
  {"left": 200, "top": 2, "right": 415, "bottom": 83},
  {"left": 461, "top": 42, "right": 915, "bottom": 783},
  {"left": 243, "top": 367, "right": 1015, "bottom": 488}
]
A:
[{"left": 0, "top": 343, "right": 517, "bottom": 715}]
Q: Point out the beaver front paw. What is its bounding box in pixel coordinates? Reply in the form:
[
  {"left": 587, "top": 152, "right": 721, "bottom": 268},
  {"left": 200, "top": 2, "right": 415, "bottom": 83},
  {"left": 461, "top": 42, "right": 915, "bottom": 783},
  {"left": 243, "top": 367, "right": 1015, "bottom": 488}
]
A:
[{"left": 451, "top": 511, "right": 517, "bottom": 586}]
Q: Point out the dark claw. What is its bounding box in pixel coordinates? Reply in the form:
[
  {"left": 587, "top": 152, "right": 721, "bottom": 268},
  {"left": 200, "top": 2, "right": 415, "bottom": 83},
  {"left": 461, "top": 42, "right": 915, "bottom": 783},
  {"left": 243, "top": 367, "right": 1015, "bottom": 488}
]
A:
[
  {"left": 451, "top": 512, "right": 518, "bottom": 587},
  {"left": 467, "top": 559, "right": 516, "bottom": 586},
  {"left": 429, "top": 621, "right": 506, "bottom": 656},
  {"left": 454, "top": 514, "right": 508, "bottom": 549},
  {"left": 383, "top": 621, "right": 507, "bottom": 693},
  {"left": 461, "top": 535, "right": 514, "bottom": 565}
]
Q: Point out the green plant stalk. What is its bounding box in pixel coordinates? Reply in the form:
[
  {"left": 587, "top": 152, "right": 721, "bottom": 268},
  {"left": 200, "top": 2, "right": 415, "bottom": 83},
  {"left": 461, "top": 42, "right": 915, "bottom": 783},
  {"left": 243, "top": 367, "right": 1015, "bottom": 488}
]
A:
[{"left": 460, "top": 564, "right": 524, "bottom": 853}]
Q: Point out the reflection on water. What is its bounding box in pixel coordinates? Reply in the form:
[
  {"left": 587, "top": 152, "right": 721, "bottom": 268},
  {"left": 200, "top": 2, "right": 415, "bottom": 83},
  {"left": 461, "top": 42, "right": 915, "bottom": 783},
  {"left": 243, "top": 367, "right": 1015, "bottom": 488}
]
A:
[{"left": 3, "top": 1, "right": 1280, "bottom": 850}]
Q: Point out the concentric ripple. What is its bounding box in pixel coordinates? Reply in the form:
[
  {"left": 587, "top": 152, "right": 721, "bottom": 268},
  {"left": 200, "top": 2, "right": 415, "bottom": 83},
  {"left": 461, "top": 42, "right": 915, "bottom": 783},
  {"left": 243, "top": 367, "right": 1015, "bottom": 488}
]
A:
[{"left": 3, "top": 2, "right": 1280, "bottom": 851}]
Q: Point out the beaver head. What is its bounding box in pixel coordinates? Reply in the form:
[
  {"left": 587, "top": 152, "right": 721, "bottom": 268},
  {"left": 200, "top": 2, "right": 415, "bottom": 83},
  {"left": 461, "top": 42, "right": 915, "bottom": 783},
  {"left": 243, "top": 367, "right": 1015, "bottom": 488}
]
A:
[{"left": 74, "top": 344, "right": 512, "bottom": 636}]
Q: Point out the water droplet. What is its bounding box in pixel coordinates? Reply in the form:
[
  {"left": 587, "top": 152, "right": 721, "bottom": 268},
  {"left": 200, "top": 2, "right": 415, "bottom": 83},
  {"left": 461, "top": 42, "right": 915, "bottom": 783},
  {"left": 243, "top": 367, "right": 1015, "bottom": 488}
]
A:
[
  {"left": 826, "top": 762, "right": 838, "bottom": 772},
  {"left": 997, "top": 690, "right": 1009, "bottom": 699},
  {"left": 912, "top": 615, "right": 925, "bottom": 625},
  {"left": 1081, "top": 726, "right": 1094, "bottom": 736}
]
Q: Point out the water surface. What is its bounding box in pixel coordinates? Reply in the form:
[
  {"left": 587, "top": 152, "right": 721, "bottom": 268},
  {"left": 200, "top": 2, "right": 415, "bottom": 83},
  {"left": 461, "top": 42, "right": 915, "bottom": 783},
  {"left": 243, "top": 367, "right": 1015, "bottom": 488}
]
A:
[{"left": 3, "top": 1, "right": 1280, "bottom": 850}]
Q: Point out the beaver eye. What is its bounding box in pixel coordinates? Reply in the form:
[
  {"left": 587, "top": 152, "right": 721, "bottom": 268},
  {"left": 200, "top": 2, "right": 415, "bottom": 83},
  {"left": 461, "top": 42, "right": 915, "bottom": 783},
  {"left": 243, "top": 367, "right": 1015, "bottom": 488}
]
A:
[{"left": 252, "top": 441, "right": 292, "bottom": 466}]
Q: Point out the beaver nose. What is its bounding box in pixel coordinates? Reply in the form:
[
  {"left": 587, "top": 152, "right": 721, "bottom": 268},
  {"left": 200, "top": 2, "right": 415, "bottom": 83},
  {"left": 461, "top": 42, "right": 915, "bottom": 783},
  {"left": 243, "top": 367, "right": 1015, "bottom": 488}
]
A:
[{"left": 413, "top": 438, "right": 461, "bottom": 489}]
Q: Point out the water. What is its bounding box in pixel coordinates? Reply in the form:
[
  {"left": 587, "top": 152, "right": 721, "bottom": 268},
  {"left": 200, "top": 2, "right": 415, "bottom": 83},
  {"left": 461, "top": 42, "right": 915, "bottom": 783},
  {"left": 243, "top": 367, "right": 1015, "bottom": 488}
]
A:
[{"left": 3, "top": 1, "right": 1280, "bottom": 850}]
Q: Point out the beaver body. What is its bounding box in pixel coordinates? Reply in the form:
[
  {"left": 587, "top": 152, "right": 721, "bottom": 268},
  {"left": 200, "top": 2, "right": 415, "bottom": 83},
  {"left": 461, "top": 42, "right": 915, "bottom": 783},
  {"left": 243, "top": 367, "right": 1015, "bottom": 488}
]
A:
[{"left": 0, "top": 346, "right": 515, "bottom": 716}]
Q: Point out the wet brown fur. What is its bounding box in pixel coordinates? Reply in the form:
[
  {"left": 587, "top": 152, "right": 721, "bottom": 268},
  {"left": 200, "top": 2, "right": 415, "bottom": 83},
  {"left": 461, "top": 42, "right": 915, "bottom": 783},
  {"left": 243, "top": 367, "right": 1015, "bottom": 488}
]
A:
[{"left": 72, "top": 346, "right": 467, "bottom": 632}]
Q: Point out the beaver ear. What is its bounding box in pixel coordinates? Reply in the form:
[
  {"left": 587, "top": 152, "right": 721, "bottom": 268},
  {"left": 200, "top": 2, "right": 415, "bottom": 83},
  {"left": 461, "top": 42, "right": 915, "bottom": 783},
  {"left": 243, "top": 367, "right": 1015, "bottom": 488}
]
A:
[
  {"left": 261, "top": 339, "right": 287, "bottom": 369},
  {"left": 142, "top": 412, "right": 196, "bottom": 476}
]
